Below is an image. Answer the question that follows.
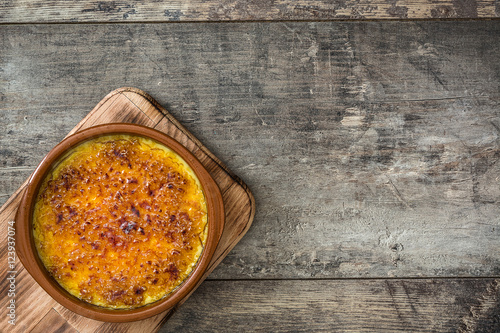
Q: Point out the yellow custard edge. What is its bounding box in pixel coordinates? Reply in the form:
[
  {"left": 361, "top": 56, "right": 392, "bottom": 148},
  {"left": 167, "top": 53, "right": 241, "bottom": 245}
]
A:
[{"left": 33, "top": 134, "right": 207, "bottom": 309}]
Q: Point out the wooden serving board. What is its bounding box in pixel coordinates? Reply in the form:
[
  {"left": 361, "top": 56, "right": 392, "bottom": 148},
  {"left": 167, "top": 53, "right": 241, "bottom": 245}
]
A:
[{"left": 0, "top": 87, "right": 255, "bottom": 333}]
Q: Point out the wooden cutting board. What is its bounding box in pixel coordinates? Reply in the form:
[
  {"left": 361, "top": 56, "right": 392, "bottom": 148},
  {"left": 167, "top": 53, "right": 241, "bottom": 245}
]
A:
[{"left": 0, "top": 87, "right": 255, "bottom": 333}]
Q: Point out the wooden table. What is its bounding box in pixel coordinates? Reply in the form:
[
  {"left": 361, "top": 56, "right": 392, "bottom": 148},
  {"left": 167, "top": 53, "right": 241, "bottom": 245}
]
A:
[{"left": 1, "top": 1, "right": 499, "bottom": 332}]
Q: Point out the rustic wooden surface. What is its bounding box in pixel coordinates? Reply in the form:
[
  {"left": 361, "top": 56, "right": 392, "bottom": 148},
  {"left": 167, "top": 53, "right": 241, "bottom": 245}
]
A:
[
  {"left": 1, "top": 20, "right": 499, "bottom": 332},
  {"left": 0, "top": 88, "right": 255, "bottom": 332},
  {"left": 164, "top": 279, "right": 500, "bottom": 332},
  {"left": 0, "top": 0, "right": 499, "bottom": 22}
]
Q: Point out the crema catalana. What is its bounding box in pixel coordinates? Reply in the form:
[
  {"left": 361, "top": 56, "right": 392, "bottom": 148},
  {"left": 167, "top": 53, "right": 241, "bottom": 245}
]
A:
[{"left": 33, "top": 135, "right": 207, "bottom": 309}]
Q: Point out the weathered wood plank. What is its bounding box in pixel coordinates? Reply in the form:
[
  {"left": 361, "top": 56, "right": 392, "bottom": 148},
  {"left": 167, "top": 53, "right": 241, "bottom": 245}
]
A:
[
  {"left": 1, "top": 22, "right": 499, "bottom": 279},
  {"left": 0, "top": 0, "right": 498, "bottom": 23},
  {"left": 161, "top": 279, "right": 500, "bottom": 332}
]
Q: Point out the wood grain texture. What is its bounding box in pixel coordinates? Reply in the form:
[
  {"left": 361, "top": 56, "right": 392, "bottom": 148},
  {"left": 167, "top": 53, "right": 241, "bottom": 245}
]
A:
[
  {"left": 30, "top": 309, "right": 78, "bottom": 333},
  {"left": 0, "top": 88, "right": 255, "bottom": 332},
  {"left": 161, "top": 279, "right": 500, "bottom": 332},
  {"left": 1, "top": 22, "right": 499, "bottom": 281},
  {"left": 0, "top": 0, "right": 498, "bottom": 23}
]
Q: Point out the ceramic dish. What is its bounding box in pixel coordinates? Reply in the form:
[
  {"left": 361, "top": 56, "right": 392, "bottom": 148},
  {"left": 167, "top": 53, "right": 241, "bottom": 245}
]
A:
[{"left": 15, "top": 123, "right": 224, "bottom": 322}]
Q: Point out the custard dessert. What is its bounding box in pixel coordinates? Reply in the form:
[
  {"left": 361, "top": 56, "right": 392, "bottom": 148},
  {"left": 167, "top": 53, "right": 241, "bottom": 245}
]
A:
[{"left": 33, "top": 134, "right": 207, "bottom": 309}]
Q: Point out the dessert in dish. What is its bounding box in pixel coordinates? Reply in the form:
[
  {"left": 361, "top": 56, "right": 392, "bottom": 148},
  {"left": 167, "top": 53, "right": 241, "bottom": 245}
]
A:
[{"left": 32, "top": 134, "right": 207, "bottom": 309}]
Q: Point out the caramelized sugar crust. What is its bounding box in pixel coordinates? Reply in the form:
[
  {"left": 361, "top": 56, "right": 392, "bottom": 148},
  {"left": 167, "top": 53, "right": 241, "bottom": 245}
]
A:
[{"left": 33, "top": 135, "right": 207, "bottom": 309}]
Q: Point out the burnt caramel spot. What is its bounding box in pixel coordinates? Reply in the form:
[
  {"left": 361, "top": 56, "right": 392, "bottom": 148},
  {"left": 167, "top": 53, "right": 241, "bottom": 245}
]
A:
[
  {"left": 131, "top": 205, "right": 140, "bottom": 217},
  {"left": 135, "top": 286, "right": 145, "bottom": 295},
  {"left": 33, "top": 135, "right": 207, "bottom": 309},
  {"left": 165, "top": 263, "right": 179, "bottom": 281},
  {"left": 120, "top": 221, "right": 137, "bottom": 234},
  {"left": 110, "top": 290, "right": 126, "bottom": 301}
]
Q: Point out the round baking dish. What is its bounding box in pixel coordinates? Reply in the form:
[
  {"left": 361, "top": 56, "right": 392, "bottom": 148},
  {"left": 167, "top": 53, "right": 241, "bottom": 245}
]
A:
[{"left": 15, "top": 123, "right": 224, "bottom": 322}]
